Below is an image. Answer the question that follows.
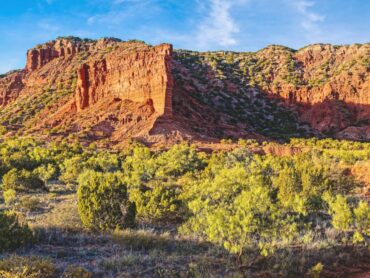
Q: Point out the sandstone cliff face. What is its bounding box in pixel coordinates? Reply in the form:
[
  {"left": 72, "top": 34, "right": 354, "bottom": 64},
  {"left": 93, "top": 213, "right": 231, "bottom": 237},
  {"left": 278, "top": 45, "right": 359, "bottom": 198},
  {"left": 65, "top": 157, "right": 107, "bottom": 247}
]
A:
[{"left": 74, "top": 43, "right": 173, "bottom": 117}]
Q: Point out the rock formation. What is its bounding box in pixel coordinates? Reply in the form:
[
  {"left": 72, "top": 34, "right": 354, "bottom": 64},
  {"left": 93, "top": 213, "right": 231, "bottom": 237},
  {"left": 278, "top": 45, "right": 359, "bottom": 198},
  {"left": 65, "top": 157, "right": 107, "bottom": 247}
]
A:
[
  {"left": 74, "top": 43, "right": 173, "bottom": 117},
  {"left": 0, "top": 37, "right": 368, "bottom": 146},
  {"left": 0, "top": 70, "right": 24, "bottom": 106}
]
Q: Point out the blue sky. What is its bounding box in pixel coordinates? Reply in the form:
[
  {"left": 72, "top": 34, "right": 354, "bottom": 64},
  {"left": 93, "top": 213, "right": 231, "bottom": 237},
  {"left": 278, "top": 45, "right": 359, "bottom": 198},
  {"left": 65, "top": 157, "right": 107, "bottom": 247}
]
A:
[{"left": 0, "top": 0, "right": 369, "bottom": 74}]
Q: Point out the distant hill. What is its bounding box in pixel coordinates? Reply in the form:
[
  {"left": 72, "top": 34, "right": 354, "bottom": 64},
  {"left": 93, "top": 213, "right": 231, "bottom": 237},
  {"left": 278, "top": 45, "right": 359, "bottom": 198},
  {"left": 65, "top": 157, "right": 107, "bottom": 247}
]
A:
[{"left": 0, "top": 37, "right": 369, "bottom": 147}]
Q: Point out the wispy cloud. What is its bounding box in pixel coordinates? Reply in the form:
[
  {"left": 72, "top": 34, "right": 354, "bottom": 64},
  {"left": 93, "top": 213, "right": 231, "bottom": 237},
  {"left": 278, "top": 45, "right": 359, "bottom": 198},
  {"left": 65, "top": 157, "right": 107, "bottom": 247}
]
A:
[
  {"left": 291, "top": 0, "right": 325, "bottom": 40},
  {"left": 195, "top": 0, "right": 247, "bottom": 50},
  {"left": 38, "top": 21, "right": 60, "bottom": 32},
  {"left": 87, "top": 0, "right": 152, "bottom": 25},
  {"left": 87, "top": 11, "right": 127, "bottom": 25}
]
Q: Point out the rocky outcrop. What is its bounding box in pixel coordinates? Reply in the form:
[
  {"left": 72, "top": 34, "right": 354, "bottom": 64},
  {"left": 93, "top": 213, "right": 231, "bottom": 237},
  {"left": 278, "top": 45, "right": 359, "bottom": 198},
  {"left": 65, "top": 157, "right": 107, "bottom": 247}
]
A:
[
  {"left": 0, "top": 70, "right": 25, "bottom": 107},
  {"left": 26, "top": 39, "right": 81, "bottom": 71},
  {"left": 25, "top": 37, "right": 122, "bottom": 71},
  {"left": 74, "top": 43, "right": 173, "bottom": 117}
]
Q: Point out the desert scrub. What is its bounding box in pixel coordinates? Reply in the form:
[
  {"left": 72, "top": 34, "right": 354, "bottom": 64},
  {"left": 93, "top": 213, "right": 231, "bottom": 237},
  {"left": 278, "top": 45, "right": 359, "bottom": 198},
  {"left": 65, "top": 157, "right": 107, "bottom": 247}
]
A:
[
  {"left": 129, "top": 179, "right": 186, "bottom": 222},
  {"left": 17, "top": 196, "right": 43, "bottom": 213},
  {"left": 0, "top": 211, "right": 34, "bottom": 252},
  {"left": 77, "top": 170, "right": 136, "bottom": 230},
  {"left": 2, "top": 189, "right": 16, "bottom": 205},
  {"left": 0, "top": 256, "right": 56, "bottom": 278},
  {"left": 1, "top": 169, "right": 46, "bottom": 193}
]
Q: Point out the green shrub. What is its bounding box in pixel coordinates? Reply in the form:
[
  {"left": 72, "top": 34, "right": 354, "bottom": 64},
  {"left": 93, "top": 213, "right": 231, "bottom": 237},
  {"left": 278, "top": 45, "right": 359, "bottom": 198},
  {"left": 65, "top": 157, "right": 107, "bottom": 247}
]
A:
[
  {"left": 129, "top": 180, "right": 185, "bottom": 222},
  {"left": 122, "top": 144, "right": 156, "bottom": 187},
  {"left": 33, "top": 164, "right": 57, "bottom": 184},
  {"left": 155, "top": 143, "right": 205, "bottom": 178},
  {"left": 1, "top": 169, "right": 46, "bottom": 193},
  {"left": 353, "top": 200, "right": 370, "bottom": 243},
  {"left": 0, "top": 256, "right": 56, "bottom": 278},
  {"left": 0, "top": 211, "right": 34, "bottom": 252},
  {"left": 85, "top": 152, "right": 120, "bottom": 172},
  {"left": 77, "top": 170, "right": 136, "bottom": 230},
  {"left": 3, "top": 151, "right": 39, "bottom": 171},
  {"left": 3, "top": 189, "right": 16, "bottom": 205},
  {"left": 60, "top": 156, "right": 85, "bottom": 184},
  {"left": 324, "top": 193, "right": 352, "bottom": 232}
]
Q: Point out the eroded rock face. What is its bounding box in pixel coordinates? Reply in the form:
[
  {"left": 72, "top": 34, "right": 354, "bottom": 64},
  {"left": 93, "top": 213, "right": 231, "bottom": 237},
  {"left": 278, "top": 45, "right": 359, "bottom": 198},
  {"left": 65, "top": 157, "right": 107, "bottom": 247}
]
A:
[
  {"left": 74, "top": 44, "right": 173, "bottom": 117},
  {"left": 0, "top": 70, "right": 25, "bottom": 107},
  {"left": 300, "top": 99, "right": 354, "bottom": 133},
  {"left": 26, "top": 39, "right": 81, "bottom": 71}
]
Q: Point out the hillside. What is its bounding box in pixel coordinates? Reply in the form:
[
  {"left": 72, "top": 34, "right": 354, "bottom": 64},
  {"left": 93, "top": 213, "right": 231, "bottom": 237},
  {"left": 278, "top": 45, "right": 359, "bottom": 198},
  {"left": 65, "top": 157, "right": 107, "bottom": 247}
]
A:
[{"left": 0, "top": 37, "right": 369, "bottom": 147}]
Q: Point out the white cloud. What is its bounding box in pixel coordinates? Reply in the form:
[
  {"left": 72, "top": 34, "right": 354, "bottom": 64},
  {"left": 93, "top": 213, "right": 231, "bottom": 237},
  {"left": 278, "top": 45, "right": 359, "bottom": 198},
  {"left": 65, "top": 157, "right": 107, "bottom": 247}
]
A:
[
  {"left": 195, "top": 0, "right": 247, "bottom": 50},
  {"left": 87, "top": 0, "right": 152, "bottom": 25},
  {"left": 291, "top": 1, "right": 325, "bottom": 38}
]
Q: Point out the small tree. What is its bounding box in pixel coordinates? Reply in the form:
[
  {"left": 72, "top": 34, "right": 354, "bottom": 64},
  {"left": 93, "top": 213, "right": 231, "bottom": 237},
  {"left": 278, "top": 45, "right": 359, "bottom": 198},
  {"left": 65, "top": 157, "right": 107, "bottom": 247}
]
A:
[
  {"left": 352, "top": 200, "right": 370, "bottom": 243},
  {"left": 354, "top": 200, "right": 370, "bottom": 233},
  {"left": 77, "top": 170, "right": 136, "bottom": 230},
  {"left": 33, "top": 164, "right": 56, "bottom": 185},
  {"left": 324, "top": 193, "right": 352, "bottom": 241}
]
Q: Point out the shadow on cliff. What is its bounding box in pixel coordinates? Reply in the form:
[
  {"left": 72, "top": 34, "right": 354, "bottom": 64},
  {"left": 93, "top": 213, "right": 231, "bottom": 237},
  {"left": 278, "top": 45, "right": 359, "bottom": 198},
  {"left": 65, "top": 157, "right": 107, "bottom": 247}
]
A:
[
  {"left": 281, "top": 98, "right": 370, "bottom": 141},
  {"left": 171, "top": 54, "right": 370, "bottom": 142}
]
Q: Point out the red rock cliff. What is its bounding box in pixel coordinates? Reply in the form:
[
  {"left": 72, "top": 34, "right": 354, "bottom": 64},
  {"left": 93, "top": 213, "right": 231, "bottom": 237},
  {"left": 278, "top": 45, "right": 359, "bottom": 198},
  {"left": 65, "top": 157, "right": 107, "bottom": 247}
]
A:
[
  {"left": 74, "top": 43, "right": 173, "bottom": 117},
  {"left": 26, "top": 39, "right": 82, "bottom": 71},
  {"left": 0, "top": 70, "right": 24, "bottom": 107}
]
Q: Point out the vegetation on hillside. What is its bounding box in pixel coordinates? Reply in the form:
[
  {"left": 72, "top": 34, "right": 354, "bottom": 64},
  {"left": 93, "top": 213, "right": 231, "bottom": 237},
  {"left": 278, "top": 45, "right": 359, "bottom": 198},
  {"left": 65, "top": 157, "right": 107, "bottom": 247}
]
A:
[{"left": 173, "top": 50, "right": 313, "bottom": 139}]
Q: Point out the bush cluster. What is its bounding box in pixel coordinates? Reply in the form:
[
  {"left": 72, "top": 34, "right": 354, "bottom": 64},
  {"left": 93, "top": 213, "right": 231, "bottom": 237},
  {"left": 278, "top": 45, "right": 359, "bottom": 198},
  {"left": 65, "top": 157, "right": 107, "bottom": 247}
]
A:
[
  {"left": 77, "top": 170, "right": 136, "bottom": 230},
  {"left": 0, "top": 137, "right": 368, "bottom": 259},
  {"left": 2, "top": 169, "right": 46, "bottom": 192}
]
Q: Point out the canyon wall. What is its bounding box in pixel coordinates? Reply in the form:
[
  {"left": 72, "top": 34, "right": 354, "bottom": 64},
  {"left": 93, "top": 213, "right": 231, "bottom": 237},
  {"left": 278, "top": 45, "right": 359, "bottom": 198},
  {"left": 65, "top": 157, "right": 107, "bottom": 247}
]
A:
[{"left": 74, "top": 43, "right": 174, "bottom": 117}]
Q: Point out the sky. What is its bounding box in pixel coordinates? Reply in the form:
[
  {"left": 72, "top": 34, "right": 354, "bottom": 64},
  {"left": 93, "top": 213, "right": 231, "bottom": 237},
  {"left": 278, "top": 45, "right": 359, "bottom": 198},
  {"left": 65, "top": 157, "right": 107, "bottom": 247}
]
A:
[{"left": 0, "top": 0, "right": 369, "bottom": 74}]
